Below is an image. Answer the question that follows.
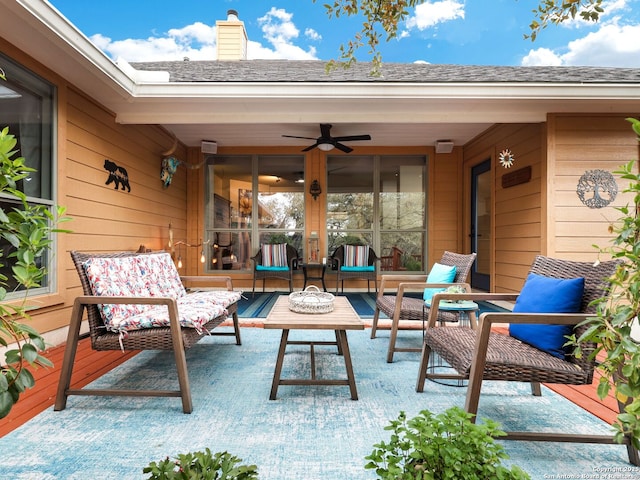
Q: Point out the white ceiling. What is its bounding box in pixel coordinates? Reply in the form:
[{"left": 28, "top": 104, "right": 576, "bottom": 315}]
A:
[{"left": 163, "top": 122, "right": 492, "bottom": 149}]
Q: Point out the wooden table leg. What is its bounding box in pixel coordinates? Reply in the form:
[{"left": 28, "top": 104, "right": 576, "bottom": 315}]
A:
[
  {"left": 270, "top": 329, "right": 290, "bottom": 400},
  {"left": 336, "top": 329, "right": 358, "bottom": 400}
]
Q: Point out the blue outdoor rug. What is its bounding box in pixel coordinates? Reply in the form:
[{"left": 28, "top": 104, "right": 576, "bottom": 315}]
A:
[
  {"left": 0, "top": 327, "right": 632, "bottom": 479},
  {"left": 238, "top": 291, "right": 507, "bottom": 318}
]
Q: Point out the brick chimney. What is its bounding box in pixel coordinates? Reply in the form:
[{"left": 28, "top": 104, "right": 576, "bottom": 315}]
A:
[{"left": 216, "top": 10, "right": 248, "bottom": 60}]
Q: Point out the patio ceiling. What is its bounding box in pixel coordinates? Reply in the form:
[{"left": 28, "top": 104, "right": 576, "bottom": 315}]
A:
[{"left": 4, "top": 0, "right": 640, "bottom": 151}]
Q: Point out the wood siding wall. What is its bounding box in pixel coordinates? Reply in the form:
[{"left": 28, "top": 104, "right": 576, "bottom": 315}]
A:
[
  {"left": 1, "top": 41, "right": 188, "bottom": 335},
  {"left": 463, "top": 115, "right": 639, "bottom": 293},
  {"left": 548, "top": 114, "right": 639, "bottom": 262},
  {"left": 464, "top": 123, "right": 544, "bottom": 292},
  {"left": 430, "top": 149, "right": 464, "bottom": 264},
  {"left": 56, "top": 87, "right": 188, "bottom": 334}
]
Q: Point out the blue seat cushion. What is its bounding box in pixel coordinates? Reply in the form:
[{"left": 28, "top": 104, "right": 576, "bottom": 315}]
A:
[
  {"left": 256, "top": 265, "right": 289, "bottom": 271},
  {"left": 423, "top": 263, "right": 457, "bottom": 301},
  {"left": 340, "top": 265, "right": 375, "bottom": 272},
  {"left": 509, "top": 272, "right": 585, "bottom": 359}
]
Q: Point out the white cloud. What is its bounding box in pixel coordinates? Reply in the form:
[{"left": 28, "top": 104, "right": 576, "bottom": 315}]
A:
[
  {"left": 521, "top": 48, "right": 563, "bottom": 66},
  {"left": 405, "top": 0, "right": 465, "bottom": 30},
  {"left": 522, "top": 22, "right": 640, "bottom": 67},
  {"left": 90, "top": 8, "right": 317, "bottom": 62},
  {"left": 305, "top": 28, "right": 322, "bottom": 42},
  {"left": 90, "top": 22, "right": 217, "bottom": 62},
  {"left": 254, "top": 7, "right": 317, "bottom": 60}
]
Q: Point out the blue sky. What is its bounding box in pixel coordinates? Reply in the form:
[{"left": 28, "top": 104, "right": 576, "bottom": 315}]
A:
[{"left": 48, "top": 0, "right": 640, "bottom": 67}]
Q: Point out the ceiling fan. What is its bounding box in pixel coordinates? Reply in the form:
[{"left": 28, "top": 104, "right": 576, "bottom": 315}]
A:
[{"left": 282, "top": 124, "right": 371, "bottom": 153}]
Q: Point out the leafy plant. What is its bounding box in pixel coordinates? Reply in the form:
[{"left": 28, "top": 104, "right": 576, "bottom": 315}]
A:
[
  {"left": 0, "top": 126, "right": 70, "bottom": 418},
  {"left": 365, "top": 407, "right": 530, "bottom": 479},
  {"left": 143, "top": 449, "right": 258, "bottom": 480},
  {"left": 573, "top": 117, "right": 640, "bottom": 449}
]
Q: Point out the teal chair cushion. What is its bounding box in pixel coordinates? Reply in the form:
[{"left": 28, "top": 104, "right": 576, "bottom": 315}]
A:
[
  {"left": 340, "top": 265, "right": 375, "bottom": 272},
  {"left": 423, "top": 262, "right": 457, "bottom": 301},
  {"left": 256, "top": 265, "right": 289, "bottom": 271}
]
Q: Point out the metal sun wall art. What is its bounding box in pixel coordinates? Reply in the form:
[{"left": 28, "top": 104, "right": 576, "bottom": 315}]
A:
[
  {"left": 499, "top": 149, "right": 515, "bottom": 168},
  {"left": 576, "top": 169, "right": 618, "bottom": 209}
]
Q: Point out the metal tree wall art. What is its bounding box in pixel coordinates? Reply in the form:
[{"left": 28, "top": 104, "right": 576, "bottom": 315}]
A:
[{"left": 576, "top": 169, "right": 618, "bottom": 209}]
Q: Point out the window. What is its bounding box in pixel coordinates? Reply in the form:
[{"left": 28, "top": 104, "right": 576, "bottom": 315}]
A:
[
  {"left": 0, "top": 54, "right": 56, "bottom": 297},
  {"left": 205, "top": 155, "right": 304, "bottom": 271},
  {"left": 327, "top": 155, "right": 426, "bottom": 271}
]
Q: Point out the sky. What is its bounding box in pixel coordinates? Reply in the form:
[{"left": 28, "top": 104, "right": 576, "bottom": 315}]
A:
[{"left": 47, "top": 0, "right": 640, "bottom": 67}]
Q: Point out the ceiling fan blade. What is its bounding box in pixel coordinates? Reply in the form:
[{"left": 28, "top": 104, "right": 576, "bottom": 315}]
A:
[
  {"left": 332, "top": 134, "right": 371, "bottom": 142},
  {"left": 302, "top": 143, "right": 319, "bottom": 152},
  {"left": 320, "top": 124, "right": 332, "bottom": 138},
  {"left": 282, "top": 135, "right": 317, "bottom": 140},
  {"left": 334, "top": 142, "right": 353, "bottom": 153}
]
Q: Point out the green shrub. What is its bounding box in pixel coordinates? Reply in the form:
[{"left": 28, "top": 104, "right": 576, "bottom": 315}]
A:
[
  {"left": 143, "top": 449, "right": 258, "bottom": 480},
  {"left": 365, "top": 407, "right": 530, "bottom": 479}
]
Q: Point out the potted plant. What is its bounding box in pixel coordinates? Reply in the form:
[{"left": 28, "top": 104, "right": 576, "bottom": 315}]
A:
[
  {"left": 0, "top": 69, "right": 70, "bottom": 418},
  {"left": 365, "top": 406, "right": 530, "bottom": 479},
  {"left": 143, "top": 448, "right": 258, "bottom": 479},
  {"left": 573, "top": 117, "right": 640, "bottom": 449}
]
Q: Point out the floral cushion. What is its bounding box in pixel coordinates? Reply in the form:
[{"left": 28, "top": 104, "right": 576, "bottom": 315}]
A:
[
  {"left": 187, "top": 290, "right": 242, "bottom": 309},
  {"left": 107, "top": 294, "right": 228, "bottom": 333},
  {"left": 82, "top": 253, "right": 240, "bottom": 333},
  {"left": 135, "top": 253, "right": 187, "bottom": 298}
]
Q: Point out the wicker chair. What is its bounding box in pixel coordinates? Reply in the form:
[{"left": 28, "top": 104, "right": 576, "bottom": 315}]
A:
[
  {"left": 371, "top": 251, "right": 477, "bottom": 363},
  {"left": 330, "top": 244, "right": 380, "bottom": 294},
  {"left": 55, "top": 250, "right": 242, "bottom": 414},
  {"left": 416, "top": 255, "right": 639, "bottom": 466},
  {"left": 251, "top": 243, "right": 299, "bottom": 293}
]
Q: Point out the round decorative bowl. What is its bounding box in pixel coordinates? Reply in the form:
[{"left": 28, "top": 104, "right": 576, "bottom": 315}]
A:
[{"left": 288, "top": 286, "right": 335, "bottom": 314}]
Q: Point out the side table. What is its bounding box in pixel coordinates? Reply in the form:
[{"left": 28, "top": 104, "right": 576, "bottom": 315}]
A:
[
  {"left": 301, "top": 262, "right": 327, "bottom": 291},
  {"left": 422, "top": 298, "right": 479, "bottom": 387}
]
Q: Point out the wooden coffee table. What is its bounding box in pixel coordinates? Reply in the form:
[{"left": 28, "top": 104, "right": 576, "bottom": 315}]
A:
[{"left": 264, "top": 296, "right": 364, "bottom": 400}]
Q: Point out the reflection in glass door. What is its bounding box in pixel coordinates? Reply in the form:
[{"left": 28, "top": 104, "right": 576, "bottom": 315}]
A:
[{"left": 471, "top": 160, "right": 491, "bottom": 290}]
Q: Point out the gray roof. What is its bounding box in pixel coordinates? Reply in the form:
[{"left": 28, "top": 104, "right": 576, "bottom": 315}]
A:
[{"left": 131, "top": 60, "right": 640, "bottom": 83}]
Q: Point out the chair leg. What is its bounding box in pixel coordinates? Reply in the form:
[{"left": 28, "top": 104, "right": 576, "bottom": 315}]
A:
[
  {"left": 530, "top": 382, "right": 541, "bottom": 396},
  {"left": 167, "top": 303, "right": 192, "bottom": 414},
  {"left": 386, "top": 310, "right": 401, "bottom": 363},
  {"left": 54, "top": 300, "right": 85, "bottom": 411},
  {"left": 415, "top": 343, "right": 432, "bottom": 392},
  {"left": 232, "top": 311, "right": 242, "bottom": 345},
  {"left": 371, "top": 306, "right": 381, "bottom": 339}
]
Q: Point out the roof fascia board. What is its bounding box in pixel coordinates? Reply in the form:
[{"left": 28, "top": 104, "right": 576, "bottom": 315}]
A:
[
  {"left": 9, "top": 0, "right": 136, "bottom": 99},
  {"left": 132, "top": 82, "right": 640, "bottom": 100}
]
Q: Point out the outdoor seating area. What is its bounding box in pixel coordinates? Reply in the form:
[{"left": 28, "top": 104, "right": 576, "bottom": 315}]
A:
[{"left": 1, "top": 253, "right": 639, "bottom": 478}]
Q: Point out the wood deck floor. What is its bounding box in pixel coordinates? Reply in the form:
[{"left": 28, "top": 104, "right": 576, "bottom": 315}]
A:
[{"left": 0, "top": 326, "right": 620, "bottom": 438}]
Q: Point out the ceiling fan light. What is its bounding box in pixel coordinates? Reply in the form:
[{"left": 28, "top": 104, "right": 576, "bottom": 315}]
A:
[{"left": 317, "top": 142, "right": 334, "bottom": 151}]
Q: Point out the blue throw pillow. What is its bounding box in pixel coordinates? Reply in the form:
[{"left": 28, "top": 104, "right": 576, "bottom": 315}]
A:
[
  {"left": 508, "top": 273, "right": 585, "bottom": 359},
  {"left": 423, "top": 263, "right": 457, "bottom": 301}
]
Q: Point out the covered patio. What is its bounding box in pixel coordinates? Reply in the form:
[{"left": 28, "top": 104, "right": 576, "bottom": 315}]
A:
[{"left": 0, "top": 318, "right": 633, "bottom": 479}]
